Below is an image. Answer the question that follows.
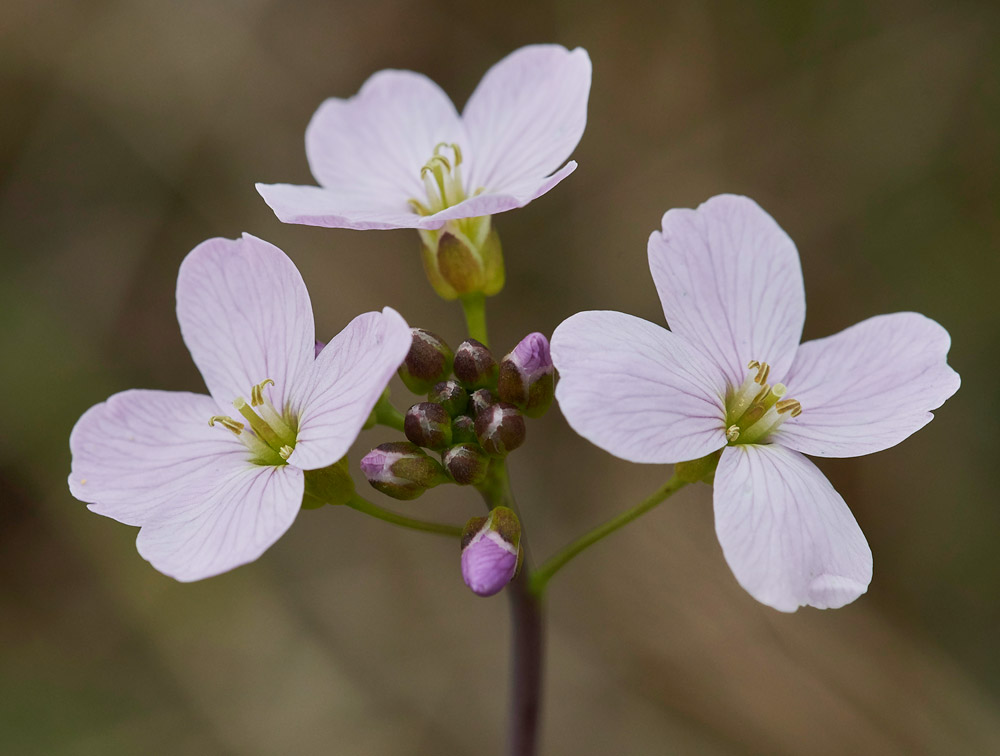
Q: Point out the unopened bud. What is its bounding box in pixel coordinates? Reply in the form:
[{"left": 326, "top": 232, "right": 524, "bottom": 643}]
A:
[
  {"left": 469, "top": 388, "right": 498, "bottom": 418},
  {"left": 451, "top": 414, "right": 478, "bottom": 444},
  {"left": 460, "top": 507, "right": 521, "bottom": 597},
  {"left": 443, "top": 443, "right": 490, "bottom": 485},
  {"left": 429, "top": 379, "right": 469, "bottom": 417},
  {"left": 453, "top": 339, "right": 497, "bottom": 389},
  {"left": 398, "top": 329, "right": 453, "bottom": 394},
  {"left": 475, "top": 402, "right": 526, "bottom": 457},
  {"left": 360, "top": 442, "right": 448, "bottom": 500},
  {"left": 314, "top": 339, "right": 326, "bottom": 357},
  {"left": 497, "top": 332, "right": 555, "bottom": 418},
  {"left": 404, "top": 402, "right": 453, "bottom": 450}
]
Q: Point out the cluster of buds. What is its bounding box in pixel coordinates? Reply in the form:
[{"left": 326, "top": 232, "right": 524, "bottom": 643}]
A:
[{"left": 360, "top": 329, "right": 555, "bottom": 499}]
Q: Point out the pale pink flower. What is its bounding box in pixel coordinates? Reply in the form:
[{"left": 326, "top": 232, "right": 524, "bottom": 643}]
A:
[
  {"left": 68, "top": 234, "right": 411, "bottom": 581},
  {"left": 551, "top": 195, "right": 960, "bottom": 611},
  {"left": 256, "top": 44, "right": 591, "bottom": 230}
]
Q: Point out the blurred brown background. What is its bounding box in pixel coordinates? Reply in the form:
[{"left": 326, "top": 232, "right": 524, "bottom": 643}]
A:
[{"left": 2, "top": 0, "right": 999, "bottom": 753}]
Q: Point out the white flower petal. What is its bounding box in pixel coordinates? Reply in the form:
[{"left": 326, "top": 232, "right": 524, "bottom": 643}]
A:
[
  {"left": 136, "top": 464, "right": 304, "bottom": 582},
  {"left": 69, "top": 389, "right": 248, "bottom": 527},
  {"left": 289, "top": 307, "right": 412, "bottom": 470},
  {"left": 463, "top": 45, "right": 591, "bottom": 194},
  {"left": 776, "top": 312, "right": 960, "bottom": 457},
  {"left": 306, "top": 69, "right": 463, "bottom": 203},
  {"left": 551, "top": 310, "right": 728, "bottom": 464},
  {"left": 176, "top": 234, "right": 314, "bottom": 411},
  {"left": 714, "top": 444, "right": 872, "bottom": 612},
  {"left": 649, "top": 194, "right": 805, "bottom": 386},
  {"left": 255, "top": 183, "right": 444, "bottom": 230}
]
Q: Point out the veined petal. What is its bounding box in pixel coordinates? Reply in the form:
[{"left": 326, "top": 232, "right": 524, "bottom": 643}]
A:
[
  {"left": 714, "top": 444, "right": 872, "bottom": 612},
  {"left": 421, "top": 162, "right": 577, "bottom": 224},
  {"left": 649, "top": 195, "right": 805, "bottom": 386},
  {"left": 136, "top": 463, "right": 304, "bottom": 582},
  {"left": 551, "top": 310, "right": 728, "bottom": 464},
  {"left": 306, "top": 69, "right": 463, "bottom": 201},
  {"left": 69, "top": 390, "right": 249, "bottom": 527},
  {"left": 177, "top": 234, "right": 314, "bottom": 411},
  {"left": 255, "top": 183, "right": 445, "bottom": 230},
  {"left": 288, "top": 307, "right": 412, "bottom": 470},
  {"left": 776, "top": 312, "right": 960, "bottom": 457},
  {"left": 463, "top": 45, "right": 591, "bottom": 195}
]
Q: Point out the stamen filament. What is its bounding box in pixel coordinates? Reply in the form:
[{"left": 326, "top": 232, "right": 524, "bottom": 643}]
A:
[
  {"left": 234, "top": 397, "right": 285, "bottom": 451},
  {"left": 209, "top": 415, "right": 244, "bottom": 435}
]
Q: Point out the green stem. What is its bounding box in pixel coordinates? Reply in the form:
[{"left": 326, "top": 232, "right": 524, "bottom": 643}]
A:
[
  {"left": 373, "top": 393, "right": 406, "bottom": 431},
  {"left": 460, "top": 293, "right": 489, "bottom": 346},
  {"left": 529, "top": 474, "right": 688, "bottom": 595},
  {"left": 344, "top": 494, "right": 462, "bottom": 538}
]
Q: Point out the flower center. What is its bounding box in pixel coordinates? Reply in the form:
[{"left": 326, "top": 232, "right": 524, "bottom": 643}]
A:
[
  {"left": 408, "top": 143, "right": 480, "bottom": 216},
  {"left": 209, "top": 378, "right": 298, "bottom": 465},
  {"left": 724, "top": 360, "right": 802, "bottom": 445}
]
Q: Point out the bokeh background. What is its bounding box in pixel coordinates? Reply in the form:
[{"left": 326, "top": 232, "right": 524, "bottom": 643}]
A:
[{"left": 3, "top": 0, "right": 999, "bottom": 753}]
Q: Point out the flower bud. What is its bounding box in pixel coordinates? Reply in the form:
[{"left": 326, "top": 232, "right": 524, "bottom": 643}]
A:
[
  {"left": 314, "top": 339, "right": 326, "bottom": 357},
  {"left": 451, "top": 414, "right": 478, "bottom": 444},
  {"left": 443, "top": 443, "right": 490, "bottom": 485},
  {"left": 404, "top": 402, "right": 453, "bottom": 450},
  {"left": 497, "top": 332, "right": 555, "bottom": 418},
  {"left": 360, "top": 442, "right": 448, "bottom": 500},
  {"left": 428, "top": 379, "right": 469, "bottom": 417},
  {"left": 469, "top": 388, "right": 498, "bottom": 418},
  {"left": 460, "top": 507, "right": 521, "bottom": 597},
  {"left": 474, "top": 402, "right": 526, "bottom": 457},
  {"left": 453, "top": 339, "right": 497, "bottom": 390},
  {"left": 398, "top": 329, "right": 453, "bottom": 394}
]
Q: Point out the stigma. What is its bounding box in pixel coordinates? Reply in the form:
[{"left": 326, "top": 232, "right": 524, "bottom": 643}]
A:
[
  {"left": 208, "top": 378, "right": 297, "bottom": 465},
  {"left": 725, "top": 360, "right": 802, "bottom": 445}
]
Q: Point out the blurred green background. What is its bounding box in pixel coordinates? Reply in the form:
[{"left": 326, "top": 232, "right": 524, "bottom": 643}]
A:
[{"left": 3, "top": 0, "right": 999, "bottom": 753}]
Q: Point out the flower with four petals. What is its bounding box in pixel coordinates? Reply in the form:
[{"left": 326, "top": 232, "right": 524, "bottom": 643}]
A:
[{"left": 551, "top": 194, "right": 960, "bottom": 611}]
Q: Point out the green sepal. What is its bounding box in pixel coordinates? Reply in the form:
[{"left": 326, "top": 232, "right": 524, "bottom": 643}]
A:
[
  {"left": 302, "top": 456, "right": 355, "bottom": 508},
  {"left": 674, "top": 450, "right": 721, "bottom": 484}
]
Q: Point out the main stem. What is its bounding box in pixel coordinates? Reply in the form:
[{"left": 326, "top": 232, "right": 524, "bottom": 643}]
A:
[
  {"left": 529, "top": 474, "right": 688, "bottom": 595},
  {"left": 477, "top": 460, "right": 543, "bottom": 756}
]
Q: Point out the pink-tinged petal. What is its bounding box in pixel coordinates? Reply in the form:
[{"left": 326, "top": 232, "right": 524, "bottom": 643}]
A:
[
  {"left": 307, "top": 69, "right": 463, "bottom": 202},
  {"left": 463, "top": 45, "right": 591, "bottom": 194},
  {"left": 551, "top": 311, "right": 728, "bottom": 464},
  {"left": 776, "top": 312, "right": 960, "bottom": 457},
  {"left": 649, "top": 195, "right": 805, "bottom": 387},
  {"left": 461, "top": 531, "right": 518, "bottom": 597},
  {"left": 422, "top": 162, "right": 578, "bottom": 223},
  {"left": 255, "top": 183, "right": 444, "bottom": 230},
  {"left": 69, "top": 390, "right": 249, "bottom": 527},
  {"left": 714, "top": 444, "right": 872, "bottom": 612},
  {"left": 135, "top": 464, "right": 304, "bottom": 582},
  {"left": 176, "top": 234, "right": 314, "bottom": 410},
  {"left": 288, "top": 307, "right": 411, "bottom": 470}
]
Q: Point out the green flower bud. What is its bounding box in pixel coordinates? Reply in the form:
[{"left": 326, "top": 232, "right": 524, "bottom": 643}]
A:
[
  {"left": 453, "top": 339, "right": 497, "bottom": 389},
  {"left": 443, "top": 443, "right": 490, "bottom": 485},
  {"left": 429, "top": 379, "right": 469, "bottom": 417},
  {"left": 360, "top": 442, "right": 448, "bottom": 500},
  {"left": 475, "top": 402, "right": 526, "bottom": 457},
  {"left": 469, "top": 388, "right": 498, "bottom": 418},
  {"left": 451, "top": 414, "right": 478, "bottom": 444},
  {"left": 404, "top": 402, "right": 453, "bottom": 450},
  {"left": 497, "top": 332, "right": 555, "bottom": 418}
]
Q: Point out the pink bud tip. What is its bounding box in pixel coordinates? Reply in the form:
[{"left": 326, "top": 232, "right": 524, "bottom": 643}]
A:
[{"left": 461, "top": 530, "right": 518, "bottom": 597}]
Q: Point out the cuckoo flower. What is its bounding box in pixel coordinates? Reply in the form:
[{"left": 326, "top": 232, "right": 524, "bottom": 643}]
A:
[
  {"left": 551, "top": 195, "right": 960, "bottom": 612},
  {"left": 68, "top": 234, "right": 411, "bottom": 581},
  {"left": 256, "top": 44, "right": 591, "bottom": 232}
]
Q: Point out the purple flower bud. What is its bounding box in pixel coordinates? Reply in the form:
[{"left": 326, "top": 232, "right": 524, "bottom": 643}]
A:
[
  {"left": 443, "top": 443, "right": 490, "bottom": 485},
  {"left": 460, "top": 507, "right": 521, "bottom": 597},
  {"left": 404, "top": 402, "right": 453, "bottom": 450},
  {"left": 429, "top": 379, "right": 469, "bottom": 417},
  {"left": 451, "top": 414, "right": 478, "bottom": 444},
  {"left": 469, "top": 388, "right": 497, "bottom": 418},
  {"left": 314, "top": 339, "right": 326, "bottom": 357},
  {"left": 453, "top": 339, "right": 497, "bottom": 389},
  {"left": 497, "top": 332, "right": 555, "bottom": 418},
  {"left": 398, "top": 329, "right": 453, "bottom": 394},
  {"left": 360, "top": 442, "right": 448, "bottom": 500},
  {"left": 474, "top": 402, "right": 526, "bottom": 457}
]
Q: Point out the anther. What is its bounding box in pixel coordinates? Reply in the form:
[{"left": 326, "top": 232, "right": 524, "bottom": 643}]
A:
[
  {"left": 726, "top": 425, "right": 740, "bottom": 442},
  {"left": 251, "top": 378, "right": 275, "bottom": 407},
  {"left": 209, "top": 415, "right": 244, "bottom": 435},
  {"left": 279, "top": 445, "right": 294, "bottom": 460},
  {"left": 776, "top": 399, "right": 802, "bottom": 417}
]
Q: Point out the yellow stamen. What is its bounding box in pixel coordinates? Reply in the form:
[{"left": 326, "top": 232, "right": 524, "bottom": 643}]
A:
[
  {"left": 250, "top": 378, "right": 275, "bottom": 407},
  {"left": 209, "top": 415, "right": 244, "bottom": 435}
]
